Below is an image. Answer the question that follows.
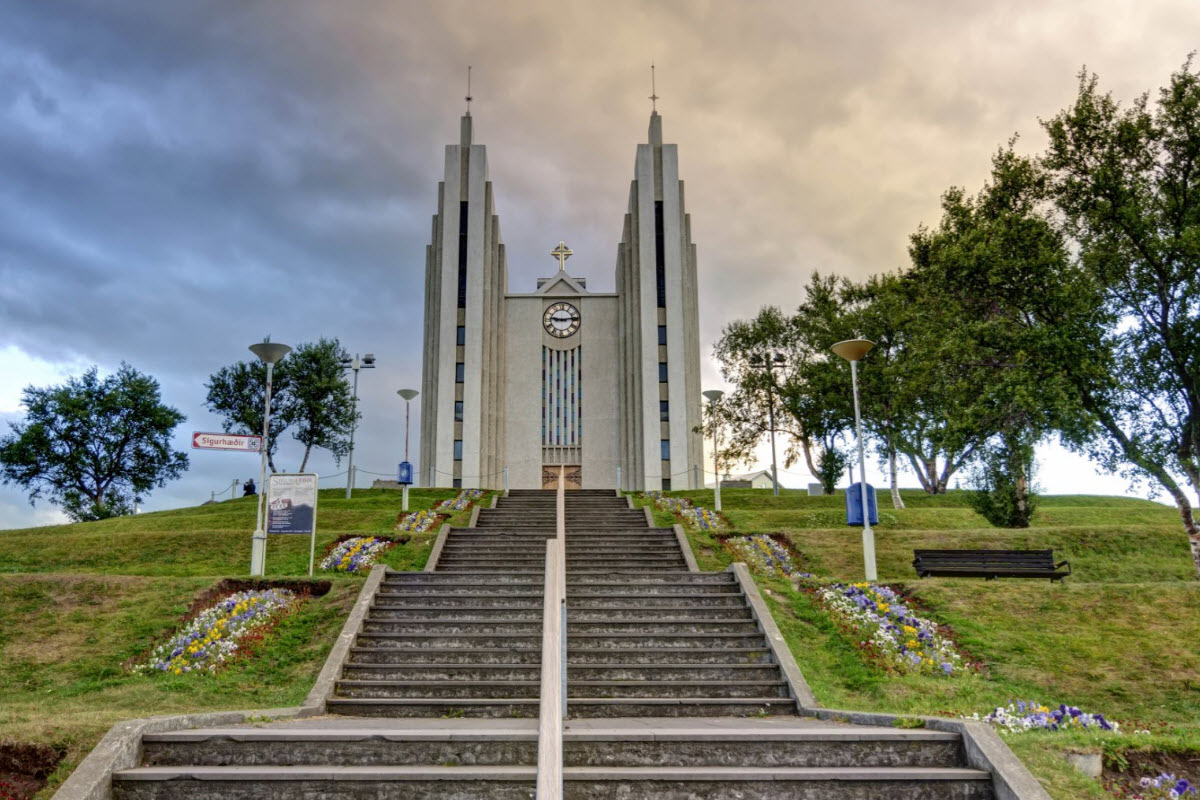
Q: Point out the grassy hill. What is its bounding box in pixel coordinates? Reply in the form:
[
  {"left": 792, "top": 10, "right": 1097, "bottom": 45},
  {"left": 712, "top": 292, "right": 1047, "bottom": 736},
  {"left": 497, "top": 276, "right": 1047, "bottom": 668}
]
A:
[
  {"left": 647, "top": 488, "right": 1200, "bottom": 798},
  {"left": 0, "top": 488, "right": 477, "bottom": 796},
  {"left": 1, "top": 485, "right": 1196, "bottom": 799}
]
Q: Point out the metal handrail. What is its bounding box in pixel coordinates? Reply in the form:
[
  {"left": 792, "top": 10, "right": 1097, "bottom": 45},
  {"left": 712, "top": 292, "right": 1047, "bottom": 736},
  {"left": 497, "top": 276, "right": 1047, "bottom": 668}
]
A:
[{"left": 535, "top": 466, "right": 568, "bottom": 798}]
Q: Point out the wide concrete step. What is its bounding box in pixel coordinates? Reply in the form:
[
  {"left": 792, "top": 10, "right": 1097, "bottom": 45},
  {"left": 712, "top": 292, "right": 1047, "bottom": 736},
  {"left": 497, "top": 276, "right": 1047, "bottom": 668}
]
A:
[
  {"left": 354, "top": 633, "right": 541, "bottom": 649},
  {"left": 350, "top": 647, "right": 542, "bottom": 665},
  {"left": 568, "top": 647, "right": 772, "bottom": 665},
  {"left": 342, "top": 664, "right": 541, "bottom": 682},
  {"left": 369, "top": 607, "right": 542, "bottom": 621},
  {"left": 436, "top": 568, "right": 545, "bottom": 575},
  {"left": 381, "top": 578, "right": 543, "bottom": 590},
  {"left": 569, "top": 572, "right": 734, "bottom": 585},
  {"left": 112, "top": 766, "right": 538, "bottom": 800},
  {"left": 570, "top": 607, "right": 751, "bottom": 621},
  {"left": 560, "top": 767, "right": 992, "bottom": 799},
  {"left": 567, "top": 680, "right": 789, "bottom": 699},
  {"left": 562, "top": 727, "right": 965, "bottom": 769},
  {"left": 567, "top": 633, "right": 768, "bottom": 649},
  {"left": 568, "top": 664, "right": 781, "bottom": 681},
  {"left": 138, "top": 727, "right": 538, "bottom": 767},
  {"left": 361, "top": 620, "right": 541, "bottom": 635},
  {"left": 570, "top": 593, "right": 747, "bottom": 608},
  {"left": 326, "top": 698, "right": 540, "bottom": 719},
  {"left": 567, "top": 620, "right": 759, "bottom": 635},
  {"left": 566, "top": 698, "right": 797, "bottom": 718},
  {"left": 440, "top": 545, "right": 551, "bottom": 554},
  {"left": 565, "top": 582, "right": 736, "bottom": 595},
  {"left": 335, "top": 679, "right": 540, "bottom": 699},
  {"left": 565, "top": 554, "right": 685, "bottom": 563},
  {"left": 373, "top": 592, "right": 543, "bottom": 604},
  {"left": 567, "top": 565, "right": 690, "bottom": 573}
]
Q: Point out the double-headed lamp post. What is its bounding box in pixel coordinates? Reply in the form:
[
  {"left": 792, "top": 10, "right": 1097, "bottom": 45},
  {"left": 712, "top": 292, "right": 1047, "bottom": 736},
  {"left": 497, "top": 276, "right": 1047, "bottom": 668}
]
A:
[
  {"left": 397, "top": 388, "right": 419, "bottom": 511},
  {"left": 340, "top": 353, "right": 376, "bottom": 499},
  {"left": 831, "top": 338, "right": 877, "bottom": 581},
  {"left": 702, "top": 389, "right": 725, "bottom": 512},
  {"left": 248, "top": 340, "right": 292, "bottom": 577}
]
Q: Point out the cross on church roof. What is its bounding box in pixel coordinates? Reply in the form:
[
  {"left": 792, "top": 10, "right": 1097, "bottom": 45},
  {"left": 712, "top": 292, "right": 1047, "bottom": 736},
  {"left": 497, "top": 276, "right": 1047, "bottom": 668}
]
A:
[
  {"left": 465, "top": 65, "right": 473, "bottom": 115},
  {"left": 649, "top": 63, "right": 659, "bottom": 111},
  {"left": 551, "top": 241, "right": 573, "bottom": 271}
]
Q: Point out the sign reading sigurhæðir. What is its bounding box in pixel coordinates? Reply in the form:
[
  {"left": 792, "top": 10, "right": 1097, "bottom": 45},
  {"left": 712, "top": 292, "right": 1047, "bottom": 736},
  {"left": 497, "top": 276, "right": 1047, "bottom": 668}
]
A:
[{"left": 192, "top": 431, "right": 262, "bottom": 452}]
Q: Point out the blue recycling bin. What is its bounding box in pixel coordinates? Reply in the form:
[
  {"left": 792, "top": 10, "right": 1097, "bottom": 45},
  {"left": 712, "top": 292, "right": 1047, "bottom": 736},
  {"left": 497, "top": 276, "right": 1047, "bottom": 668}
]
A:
[
  {"left": 845, "top": 482, "right": 878, "bottom": 526},
  {"left": 397, "top": 461, "right": 414, "bottom": 486}
]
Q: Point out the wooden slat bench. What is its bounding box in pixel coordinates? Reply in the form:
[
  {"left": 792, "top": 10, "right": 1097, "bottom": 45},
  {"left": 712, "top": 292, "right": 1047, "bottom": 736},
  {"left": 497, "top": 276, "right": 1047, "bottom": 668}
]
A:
[{"left": 912, "top": 549, "right": 1071, "bottom": 582}]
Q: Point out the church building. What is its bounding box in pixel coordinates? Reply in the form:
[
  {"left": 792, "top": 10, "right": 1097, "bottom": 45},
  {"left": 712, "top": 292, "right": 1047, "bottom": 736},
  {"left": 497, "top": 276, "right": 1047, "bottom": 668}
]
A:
[{"left": 419, "top": 111, "right": 704, "bottom": 491}]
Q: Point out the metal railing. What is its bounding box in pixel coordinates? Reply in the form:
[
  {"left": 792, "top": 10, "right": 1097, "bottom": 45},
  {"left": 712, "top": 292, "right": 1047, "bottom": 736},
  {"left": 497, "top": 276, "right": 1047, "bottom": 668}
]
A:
[{"left": 535, "top": 467, "right": 568, "bottom": 798}]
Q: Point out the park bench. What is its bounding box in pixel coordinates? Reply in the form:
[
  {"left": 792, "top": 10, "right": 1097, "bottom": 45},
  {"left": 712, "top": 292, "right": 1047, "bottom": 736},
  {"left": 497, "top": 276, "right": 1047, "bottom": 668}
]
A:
[{"left": 912, "top": 549, "right": 1071, "bottom": 582}]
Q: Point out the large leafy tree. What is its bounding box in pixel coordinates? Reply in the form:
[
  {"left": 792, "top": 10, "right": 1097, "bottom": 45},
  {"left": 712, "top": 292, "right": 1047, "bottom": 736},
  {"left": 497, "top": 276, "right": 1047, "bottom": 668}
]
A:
[
  {"left": 0, "top": 364, "right": 188, "bottom": 522},
  {"left": 204, "top": 338, "right": 357, "bottom": 473},
  {"left": 1040, "top": 60, "right": 1200, "bottom": 570}
]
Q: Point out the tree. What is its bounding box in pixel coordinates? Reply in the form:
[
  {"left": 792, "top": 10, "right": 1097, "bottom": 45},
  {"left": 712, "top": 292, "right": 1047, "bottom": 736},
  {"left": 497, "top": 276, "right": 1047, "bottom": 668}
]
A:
[
  {"left": 284, "top": 338, "right": 357, "bottom": 472},
  {"left": 1040, "top": 60, "right": 1200, "bottom": 573},
  {"left": 204, "top": 359, "right": 291, "bottom": 472},
  {"left": 204, "top": 338, "right": 358, "bottom": 473},
  {"left": 0, "top": 364, "right": 188, "bottom": 522}
]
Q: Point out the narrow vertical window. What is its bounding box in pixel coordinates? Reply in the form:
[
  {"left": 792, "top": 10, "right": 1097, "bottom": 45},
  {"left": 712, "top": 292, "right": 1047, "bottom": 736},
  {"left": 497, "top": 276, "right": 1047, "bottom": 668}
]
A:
[
  {"left": 654, "top": 200, "right": 666, "bottom": 308},
  {"left": 457, "top": 201, "right": 469, "bottom": 308},
  {"left": 456, "top": 325, "right": 465, "bottom": 345},
  {"left": 660, "top": 440, "right": 671, "bottom": 460},
  {"left": 455, "top": 363, "right": 465, "bottom": 383},
  {"left": 658, "top": 325, "right": 667, "bottom": 345},
  {"left": 659, "top": 362, "right": 668, "bottom": 383},
  {"left": 454, "top": 401, "right": 464, "bottom": 421},
  {"left": 454, "top": 440, "right": 463, "bottom": 460},
  {"left": 662, "top": 478, "right": 672, "bottom": 492},
  {"left": 659, "top": 400, "right": 669, "bottom": 421}
]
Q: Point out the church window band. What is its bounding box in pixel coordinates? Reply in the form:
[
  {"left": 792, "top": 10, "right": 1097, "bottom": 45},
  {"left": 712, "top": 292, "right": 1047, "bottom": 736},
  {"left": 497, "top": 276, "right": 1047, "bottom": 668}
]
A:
[
  {"left": 654, "top": 200, "right": 666, "bottom": 309},
  {"left": 456, "top": 202, "right": 468, "bottom": 308}
]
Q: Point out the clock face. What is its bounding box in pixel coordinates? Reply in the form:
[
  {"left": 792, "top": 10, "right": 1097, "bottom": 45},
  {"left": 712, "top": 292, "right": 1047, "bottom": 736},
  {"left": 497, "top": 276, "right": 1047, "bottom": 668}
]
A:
[{"left": 543, "top": 302, "right": 581, "bottom": 338}]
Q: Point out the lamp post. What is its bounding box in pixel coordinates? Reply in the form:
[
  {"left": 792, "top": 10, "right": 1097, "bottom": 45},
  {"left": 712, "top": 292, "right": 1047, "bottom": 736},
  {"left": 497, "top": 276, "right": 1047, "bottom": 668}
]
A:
[
  {"left": 340, "top": 353, "right": 376, "bottom": 499},
  {"left": 750, "top": 352, "right": 785, "bottom": 496},
  {"left": 702, "top": 389, "right": 725, "bottom": 512},
  {"left": 248, "top": 340, "right": 292, "bottom": 577},
  {"left": 831, "top": 338, "right": 876, "bottom": 581},
  {"left": 397, "top": 388, "right": 419, "bottom": 511}
]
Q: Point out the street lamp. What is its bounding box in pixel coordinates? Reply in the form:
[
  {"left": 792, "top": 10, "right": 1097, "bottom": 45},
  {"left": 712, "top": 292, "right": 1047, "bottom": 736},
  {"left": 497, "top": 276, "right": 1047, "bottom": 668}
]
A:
[
  {"left": 750, "top": 352, "right": 786, "bottom": 496},
  {"left": 397, "top": 388, "right": 419, "bottom": 511},
  {"left": 248, "top": 339, "right": 291, "bottom": 577},
  {"left": 340, "top": 353, "right": 376, "bottom": 499},
  {"left": 702, "top": 389, "right": 725, "bottom": 512},
  {"left": 831, "top": 338, "right": 876, "bottom": 581}
]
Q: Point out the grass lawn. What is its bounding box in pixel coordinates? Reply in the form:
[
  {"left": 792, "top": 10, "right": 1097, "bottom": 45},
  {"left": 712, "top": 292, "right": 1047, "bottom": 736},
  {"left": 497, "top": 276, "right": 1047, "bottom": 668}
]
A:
[
  {"left": 637, "top": 488, "right": 1200, "bottom": 799},
  {"left": 0, "top": 487, "right": 487, "bottom": 797}
]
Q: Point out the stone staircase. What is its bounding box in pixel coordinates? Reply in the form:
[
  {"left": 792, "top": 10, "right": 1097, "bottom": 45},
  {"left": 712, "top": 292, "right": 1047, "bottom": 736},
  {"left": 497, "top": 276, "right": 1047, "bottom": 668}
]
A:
[
  {"left": 564, "top": 491, "right": 794, "bottom": 716},
  {"left": 106, "top": 487, "right": 1002, "bottom": 799}
]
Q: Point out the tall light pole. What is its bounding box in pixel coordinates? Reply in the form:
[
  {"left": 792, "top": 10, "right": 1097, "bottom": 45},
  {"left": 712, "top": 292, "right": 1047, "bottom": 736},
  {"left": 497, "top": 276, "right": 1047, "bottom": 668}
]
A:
[
  {"left": 702, "top": 389, "right": 725, "bottom": 512},
  {"left": 831, "top": 338, "right": 876, "bottom": 581},
  {"left": 248, "top": 340, "right": 291, "bottom": 577},
  {"left": 751, "top": 352, "right": 785, "bottom": 496},
  {"left": 397, "top": 388, "right": 419, "bottom": 512},
  {"left": 340, "top": 353, "right": 376, "bottom": 499}
]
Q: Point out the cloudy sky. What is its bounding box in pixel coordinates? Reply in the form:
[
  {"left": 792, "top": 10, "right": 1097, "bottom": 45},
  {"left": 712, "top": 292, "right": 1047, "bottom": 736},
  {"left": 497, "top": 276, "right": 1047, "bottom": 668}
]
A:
[{"left": 1, "top": 0, "right": 1194, "bottom": 526}]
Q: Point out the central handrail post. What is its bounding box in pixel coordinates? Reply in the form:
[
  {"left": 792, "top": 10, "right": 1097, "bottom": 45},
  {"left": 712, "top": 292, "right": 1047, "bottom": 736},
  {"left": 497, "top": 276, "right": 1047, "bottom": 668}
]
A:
[
  {"left": 557, "top": 466, "right": 567, "bottom": 718},
  {"left": 536, "top": 537, "right": 564, "bottom": 799}
]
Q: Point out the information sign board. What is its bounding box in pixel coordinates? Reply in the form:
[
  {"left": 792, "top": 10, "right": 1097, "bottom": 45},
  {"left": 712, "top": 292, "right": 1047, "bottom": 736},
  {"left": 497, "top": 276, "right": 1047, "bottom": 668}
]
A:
[{"left": 266, "top": 473, "right": 318, "bottom": 575}]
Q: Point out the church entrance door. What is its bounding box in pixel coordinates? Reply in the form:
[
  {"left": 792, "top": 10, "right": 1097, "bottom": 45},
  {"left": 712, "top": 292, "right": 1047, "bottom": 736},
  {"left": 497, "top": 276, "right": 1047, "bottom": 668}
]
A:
[{"left": 541, "top": 467, "right": 582, "bottom": 490}]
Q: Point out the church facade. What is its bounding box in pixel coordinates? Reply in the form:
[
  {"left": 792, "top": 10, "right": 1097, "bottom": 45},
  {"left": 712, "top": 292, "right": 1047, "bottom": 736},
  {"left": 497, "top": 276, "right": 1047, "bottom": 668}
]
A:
[{"left": 419, "top": 112, "right": 703, "bottom": 491}]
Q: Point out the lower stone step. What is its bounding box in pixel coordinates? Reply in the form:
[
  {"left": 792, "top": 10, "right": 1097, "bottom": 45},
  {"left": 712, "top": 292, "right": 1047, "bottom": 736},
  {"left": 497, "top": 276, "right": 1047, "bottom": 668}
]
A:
[
  {"left": 567, "top": 633, "right": 767, "bottom": 649},
  {"left": 560, "top": 766, "right": 992, "bottom": 799},
  {"left": 335, "top": 679, "right": 540, "bottom": 700},
  {"left": 568, "top": 664, "right": 783, "bottom": 682},
  {"left": 112, "top": 765, "right": 537, "bottom": 800},
  {"left": 368, "top": 607, "right": 543, "bottom": 621},
  {"left": 566, "top": 679, "right": 789, "bottom": 699},
  {"left": 349, "top": 646, "right": 542, "bottom": 665},
  {"left": 570, "top": 593, "right": 747, "bottom": 608},
  {"left": 566, "top": 697, "right": 797, "bottom": 718},
  {"left": 568, "top": 647, "right": 772, "bottom": 665},
  {"left": 342, "top": 663, "right": 540, "bottom": 682},
  {"left": 567, "top": 620, "right": 759, "bottom": 635},
  {"left": 361, "top": 620, "right": 541, "bottom": 635},
  {"left": 139, "top": 728, "right": 538, "bottom": 767},
  {"left": 354, "top": 633, "right": 542, "bottom": 649},
  {"left": 570, "top": 607, "right": 751, "bottom": 621},
  {"left": 326, "top": 698, "right": 540, "bottom": 718}
]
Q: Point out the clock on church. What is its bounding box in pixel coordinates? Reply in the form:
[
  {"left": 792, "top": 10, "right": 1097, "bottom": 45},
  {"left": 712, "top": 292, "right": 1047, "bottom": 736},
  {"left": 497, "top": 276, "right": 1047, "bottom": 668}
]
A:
[{"left": 543, "top": 302, "right": 581, "bottom": 338}]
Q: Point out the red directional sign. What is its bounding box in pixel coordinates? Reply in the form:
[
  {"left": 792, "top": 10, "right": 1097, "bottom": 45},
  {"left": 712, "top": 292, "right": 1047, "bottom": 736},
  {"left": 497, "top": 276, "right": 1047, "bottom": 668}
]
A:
[{"left": 191, "top": 432, "right": 262, "bottom": 452}]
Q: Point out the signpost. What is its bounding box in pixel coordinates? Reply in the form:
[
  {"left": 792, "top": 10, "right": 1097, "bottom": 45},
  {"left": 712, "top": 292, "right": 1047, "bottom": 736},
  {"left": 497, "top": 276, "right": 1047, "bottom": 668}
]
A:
[
  {"left": 265, "top": 473, "right": 319, "bottom": 576},
  {"left": 192, "top": 432, "right": 262, "bottom": 452},
  {"left": 398, "top": 461, "right": 413, "bottom": 512}
]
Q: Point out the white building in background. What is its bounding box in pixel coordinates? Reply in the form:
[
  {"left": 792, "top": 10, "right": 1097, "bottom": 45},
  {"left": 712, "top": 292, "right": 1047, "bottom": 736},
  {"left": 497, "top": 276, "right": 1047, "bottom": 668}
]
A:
[{"left": 419, "top": 111, "right": 704, "bottom": 491}]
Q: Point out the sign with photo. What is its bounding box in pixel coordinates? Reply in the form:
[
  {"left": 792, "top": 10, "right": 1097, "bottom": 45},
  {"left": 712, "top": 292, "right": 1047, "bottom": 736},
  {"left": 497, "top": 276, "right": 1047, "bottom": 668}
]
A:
[{"left": 266, "top": 473, "right": 318, "bottom": 534}]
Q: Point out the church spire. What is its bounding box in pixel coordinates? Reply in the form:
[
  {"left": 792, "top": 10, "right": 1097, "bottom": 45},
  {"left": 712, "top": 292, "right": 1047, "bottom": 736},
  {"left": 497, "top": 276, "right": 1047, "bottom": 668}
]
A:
[
  {"left": 647, "top": 64, "right": 662, "bottom": 145},
  {"left": 460, "top": 66, "right": 474, "bottom": 146}
]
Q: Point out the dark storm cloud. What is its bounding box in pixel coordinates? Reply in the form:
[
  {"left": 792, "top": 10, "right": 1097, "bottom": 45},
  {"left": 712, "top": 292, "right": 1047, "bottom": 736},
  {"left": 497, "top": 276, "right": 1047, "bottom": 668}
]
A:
[{"left": 1, "top": 0, "right": 1195, "bottom": 525}]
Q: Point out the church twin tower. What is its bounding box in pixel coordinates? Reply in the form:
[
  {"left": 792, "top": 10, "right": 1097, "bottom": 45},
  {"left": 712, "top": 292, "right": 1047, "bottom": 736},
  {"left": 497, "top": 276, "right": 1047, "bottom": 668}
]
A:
[{"left": 419, "top": 112, "right": 704, "bottom": 491}]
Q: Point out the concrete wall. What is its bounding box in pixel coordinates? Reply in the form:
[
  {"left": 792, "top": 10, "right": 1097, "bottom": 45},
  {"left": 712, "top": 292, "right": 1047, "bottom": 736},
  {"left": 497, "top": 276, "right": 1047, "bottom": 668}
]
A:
[{"left": 504, "top": 296, "right": 543, "bottom": 489}]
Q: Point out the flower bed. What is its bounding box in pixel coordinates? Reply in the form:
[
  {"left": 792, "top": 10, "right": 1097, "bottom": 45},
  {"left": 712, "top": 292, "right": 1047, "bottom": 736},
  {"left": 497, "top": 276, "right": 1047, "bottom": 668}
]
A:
[
  {"left": 1124, "top": 773, "right": 1197, "bottom": 798},
  {"left": 320, "top": 537, "right": 394, "bottom": 573},
  {"left": 813, "top": 581, "right": 973, "bottom": 676},
  {"left": 437, "top": 489, "right": 485, "bottom": 512},
  {"left": 642, "top": 492, "right": 726, "bottom": 530},
  {"left": 726, "top": 535, "right": 813, "bottom": 580},
  {"left": 135, "top": 589, "right": 299, "bottom": 675},
  {"left": 969, "top": 700, "right": 1119, "bottom": 733},
  {"left": 395, "top": 509, "right": 441, "bottom": 532}
]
